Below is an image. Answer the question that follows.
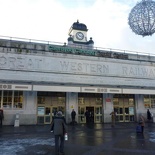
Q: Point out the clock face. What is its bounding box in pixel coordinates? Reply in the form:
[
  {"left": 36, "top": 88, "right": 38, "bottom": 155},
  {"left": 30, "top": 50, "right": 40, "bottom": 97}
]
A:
[{"left": 76, "top": 32, "right": 84, "bottom": 40}]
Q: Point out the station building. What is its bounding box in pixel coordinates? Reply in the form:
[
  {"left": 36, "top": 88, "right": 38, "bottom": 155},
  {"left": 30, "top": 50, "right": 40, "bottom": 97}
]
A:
[{"left": 0, "top": 21, "right": 155, "bottom": 125}]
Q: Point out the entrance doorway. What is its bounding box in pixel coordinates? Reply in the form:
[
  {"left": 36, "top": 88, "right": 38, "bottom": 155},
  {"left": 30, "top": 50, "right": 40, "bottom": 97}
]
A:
[
  {"left": 113, "top": 94, "right": 135, "bottom": 122},
  {"left": 37, "top": 92, "right": 66, "bottom": 124},
  {"left": 78, "top": 93, "right": 103, "bottom": 124},
  {"left": 78, "top": 105, "right": 102, "bottom": 123},
  {"left": 86, "top": 106, "right": 94, "bottom": 123}
]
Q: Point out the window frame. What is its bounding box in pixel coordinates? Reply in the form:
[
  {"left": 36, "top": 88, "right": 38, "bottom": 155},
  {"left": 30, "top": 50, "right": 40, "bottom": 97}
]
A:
[{"left": 0, "top": 90, "right": 23, "bottom": 109}]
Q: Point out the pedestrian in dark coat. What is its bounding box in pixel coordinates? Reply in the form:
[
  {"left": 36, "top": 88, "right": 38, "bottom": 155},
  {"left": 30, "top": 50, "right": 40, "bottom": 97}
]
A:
[
  {"left": 0, "top": 109, "right": 4, "bottom": 127},
  {"left": 71, "top": 109, "right": 76, "bottom": 123},
  {"left": 110, "top": 111, "right": 116, "bottom": 127},
  {"left": 85, "top": 110, "right": 90, "bottom": 123},
  {"left": 51, "top": 111, "right": 67, "bottom": 155},
  {"left": 147, "top": 109, "right": 152, "bottom": 122}
]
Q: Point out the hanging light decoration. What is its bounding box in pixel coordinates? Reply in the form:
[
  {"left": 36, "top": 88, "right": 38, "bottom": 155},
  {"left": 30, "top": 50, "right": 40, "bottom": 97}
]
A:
[{"left": 128, "top": 0, "right": 155, "bottom": 36}]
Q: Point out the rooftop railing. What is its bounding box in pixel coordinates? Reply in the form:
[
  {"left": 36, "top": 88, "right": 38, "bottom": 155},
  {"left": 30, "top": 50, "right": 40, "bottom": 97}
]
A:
[{"left": 0, "top": 35, "right": 155, "bottom": 57}]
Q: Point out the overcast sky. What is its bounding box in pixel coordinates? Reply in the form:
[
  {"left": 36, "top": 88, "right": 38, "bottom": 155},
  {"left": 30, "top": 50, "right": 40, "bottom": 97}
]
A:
[{"left": 0, "top": 0, "right": 155, "bottom": 54}]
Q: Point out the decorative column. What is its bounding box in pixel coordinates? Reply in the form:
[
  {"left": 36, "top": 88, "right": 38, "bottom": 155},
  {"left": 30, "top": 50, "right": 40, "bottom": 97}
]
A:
[
  {"left": 103, "top": 93, "right": 113, "bottom": 123},
  {"left": 66, "top": 92, "right": 78, "bottom": 123}
]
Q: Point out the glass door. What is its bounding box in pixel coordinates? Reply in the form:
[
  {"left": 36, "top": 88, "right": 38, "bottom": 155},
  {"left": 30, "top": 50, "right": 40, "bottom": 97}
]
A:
[
  {"left": 44, "top": 106, "right": 51, "bottom": 124},
  {"left": 114, "top": 107, "right": 124, "bottom": 122},
  {"left": 113, "top": 94, "right": 135, "bottom": 122},
  {"left": 78, "top": 106, "right": 86, "bottom": 123},
  {"left": 52, "top": 107, "right": 58, "bottom": 117},
  {"left": 58, "top": 106, "right": 65, "bottom": 116},
  {"left": 124, "top": 107, "right": 130, "bottom": 122},
  {"left": 37, "top": 92, "right": 66, "bottom": 124},
  {"left": 94, "top": 106, "right": 102, "bottom": 123},
  {"left": 37, "top": 106, "right": 45, "bottom": 124}
]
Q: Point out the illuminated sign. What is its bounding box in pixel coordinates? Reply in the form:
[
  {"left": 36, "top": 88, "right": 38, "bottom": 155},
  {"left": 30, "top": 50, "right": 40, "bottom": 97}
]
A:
[
  {"left": 0, "top": 39, "right": 128, "bottom": 60},
  {"left": 49, "top": 45, "right": 128, "bottom": 59},
  {"left": 49, "top": 45, "right": 95, "bottom": 56}
]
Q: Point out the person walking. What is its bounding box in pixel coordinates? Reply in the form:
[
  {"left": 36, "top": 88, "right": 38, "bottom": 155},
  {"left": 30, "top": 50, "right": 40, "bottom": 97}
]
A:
[
  {"left": 110, "top": 111, "right": 116, "bottom": 127},
  {"left": 0, "top": 109, "right": 4, "bottom": 127},
  {"left": 71, "top": 109, "right": 76, "bottom": 124},
  {"left": 85, "top": 110, "right": 90, "bottom": 124},
  {"left": 147, "top": 109, "right": 152, "bottom": 122},
  {"left": 51, "top": 111, "right": 67, "bottom": 155},
  {"left": 139, "top": 114, "right": 145, "bottom": 134},
  {"left": 90, "top": 110, "right": 94, "bottom": 123}
]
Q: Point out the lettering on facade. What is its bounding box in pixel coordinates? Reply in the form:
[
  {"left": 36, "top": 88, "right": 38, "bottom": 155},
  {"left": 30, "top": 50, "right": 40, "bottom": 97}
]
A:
[
  {"left": 0, "top": 40, "right": 128, "bottom": 59},
  {"left": 0, "top": 55, "right": 43, "bottom": 70},
  {"left": 0, "top": 84, "right": 12, "bottom": 89},
  {"left": 122, "top": 66, "right": 155, "bottom": 78},
  {"left": 109, "top": 89, "right": 120, "bottom": 92},
  {"left": 60, "top": 61, "right": 109, "bottom": 74},
  {"left": 84, "top": 88, "right": 95, "bottom": 91},
  {"left": 97, "top": 51, "right": 112, "bottom": 58},
  {"left": 15, "top": 86, "right": 29, "bottom": 89},
  {"left": 49, "top": 45, "right": 96, "bottom": 56},
  {"left": 1, "top": 53, "right": 155, "bottom": 80},
  {"left": 97, "top": 88, "right": 107, "bottom": 93},
  {"left": 49, "top": 45, "right": 128, "bottom": 59}
]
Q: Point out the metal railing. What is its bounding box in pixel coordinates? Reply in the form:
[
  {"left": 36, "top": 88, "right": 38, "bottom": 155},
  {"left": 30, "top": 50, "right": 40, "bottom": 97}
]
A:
[{"left": 0, "top": 35, "right": 154, "bottom": 57}]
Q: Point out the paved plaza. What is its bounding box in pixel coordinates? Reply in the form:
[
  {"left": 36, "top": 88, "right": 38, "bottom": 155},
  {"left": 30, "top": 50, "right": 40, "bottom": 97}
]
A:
[{"left": 0, "top": 122, "right": 155, "bottom": 155}]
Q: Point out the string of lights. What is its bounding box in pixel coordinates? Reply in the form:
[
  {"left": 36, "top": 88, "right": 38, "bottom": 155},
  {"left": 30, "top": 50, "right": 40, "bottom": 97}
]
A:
[{"left": 128, "top": 0, "right": 155, "bottom": 36}]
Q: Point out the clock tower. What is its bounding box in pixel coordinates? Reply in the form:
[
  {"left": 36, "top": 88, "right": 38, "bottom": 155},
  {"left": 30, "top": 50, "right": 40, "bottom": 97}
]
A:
[{"left": 67, "top": 20, "right": 94, "bottom": 49}]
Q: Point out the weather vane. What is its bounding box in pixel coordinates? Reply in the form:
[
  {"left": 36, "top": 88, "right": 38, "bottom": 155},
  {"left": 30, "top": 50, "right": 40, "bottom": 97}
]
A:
[{"left": 128, "top": 0, "right": 155, "bottom": 36}]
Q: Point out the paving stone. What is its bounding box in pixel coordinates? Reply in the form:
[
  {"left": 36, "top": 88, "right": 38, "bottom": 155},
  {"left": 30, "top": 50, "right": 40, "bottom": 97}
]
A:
[{"left": 0, "top": 123, "right": 155, "bottom": 155}]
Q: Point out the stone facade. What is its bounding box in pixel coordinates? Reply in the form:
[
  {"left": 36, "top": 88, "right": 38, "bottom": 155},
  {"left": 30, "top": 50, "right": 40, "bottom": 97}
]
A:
[{"left": 0, "top": 38, "right": 155, "bottom": 125}]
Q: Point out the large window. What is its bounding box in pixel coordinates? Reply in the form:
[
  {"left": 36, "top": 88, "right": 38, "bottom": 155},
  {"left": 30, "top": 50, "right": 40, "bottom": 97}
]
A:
[
  {"left": 0, "top": 90, "right": 23, "bottom": 109},
  {"left": 3, "top": 91, "right": 12, "bottom": 108},
  {"left": 144, "top": 95, "right": 155, "bottom": 108},
  {"left": 14, "top": 91, "right": 23, "bottom": 108},
  {"left": 78, "top": 93, "right": 102, "bottom": 105}
]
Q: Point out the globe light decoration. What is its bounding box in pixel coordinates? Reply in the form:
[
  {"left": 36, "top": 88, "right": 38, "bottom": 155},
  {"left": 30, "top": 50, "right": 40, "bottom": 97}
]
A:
[{"left": 128, "top": 0, "right": 155, "bottom": 36}]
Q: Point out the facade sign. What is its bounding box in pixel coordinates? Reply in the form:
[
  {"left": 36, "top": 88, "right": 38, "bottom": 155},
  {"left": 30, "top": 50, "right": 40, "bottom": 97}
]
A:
[
  {"left": 1, "top": 52, "right": 155, "bottom": 87},
  {"left": 106, "top": 98, "right": 111, "bottom": 102},
  {"left": 49, "top": 45, "right": 128, "bottom": 59},
  {"left": 0, "top": 53, "right": 155, "bottom": 79},
  {"left": 37, "top": 107, "right": 45, "bottom": 115},
  {"left": 0, "top": 40, "right": 128, "bottom": 59},
  {"left": 129, "top": 107, "right": 134, "bottom": 115}
]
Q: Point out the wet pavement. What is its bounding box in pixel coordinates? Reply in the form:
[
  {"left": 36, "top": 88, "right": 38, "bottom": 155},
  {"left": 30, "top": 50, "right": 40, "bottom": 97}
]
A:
[{"left": 0, "top": 122, "right": 155, "bottom": 155}]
